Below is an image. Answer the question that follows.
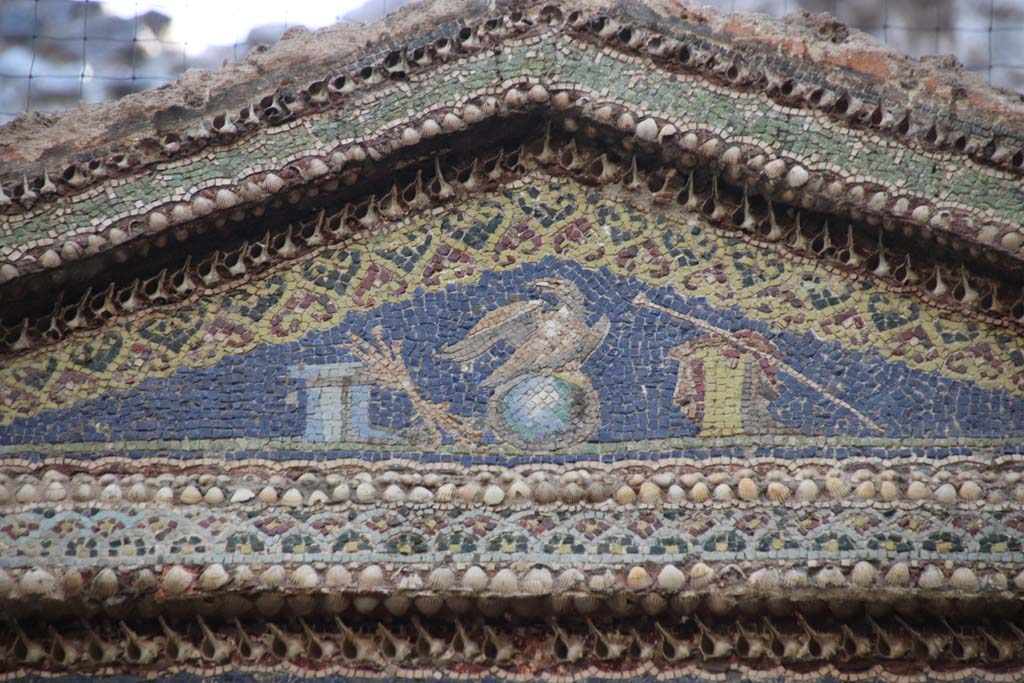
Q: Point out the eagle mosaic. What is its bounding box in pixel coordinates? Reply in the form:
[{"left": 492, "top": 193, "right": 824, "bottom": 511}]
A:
[{"left": 0, "top": 1, "right": 1023, "bottom": 682}]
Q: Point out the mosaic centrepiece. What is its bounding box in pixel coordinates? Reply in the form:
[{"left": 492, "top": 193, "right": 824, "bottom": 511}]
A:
[{"left": 1, "top": 1, "right": 1024, "bottom": 682}]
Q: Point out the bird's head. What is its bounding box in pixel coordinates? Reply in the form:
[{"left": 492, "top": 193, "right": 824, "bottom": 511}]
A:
[{"left": 531, "top": 277, "right": 584, "bottom": 306}]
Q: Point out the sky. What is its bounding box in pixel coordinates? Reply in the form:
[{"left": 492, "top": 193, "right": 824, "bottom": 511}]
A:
[{"left": 99, "top": 0, "right": 372, "bottom": 55}]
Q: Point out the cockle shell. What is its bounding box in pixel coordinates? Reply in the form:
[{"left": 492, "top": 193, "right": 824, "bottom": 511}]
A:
[
  {"left": 850, "top": 561, "right": 878, "bottom": 587},
  {"left": 884, "top": 562, "right": 911, "bottom": 586},
  {"left": 689, "top": 562, "right": 715, "bottom": 589},
  {"left": 689, "top": 482, "right": 710, "bottom": 502},
  {"left": 463, "top": 566, "right": 489, "bottom": 592},
  {"left": 357, "top": 565, "right": 385, "bottom": 589},
  {"left": 737, "top": 477, "right": 759, "bottom": 500},
  {"left": 199, "top": 564, "right": 230, "bottom": 591},
  {"left": 766, "top": 482, "right": 790, "bottom": 502},
  {"left": 164, "top": 565, "right": 194, "bottom": 595},
  {"left": 490, "top": 568, "right": 518, "bottom": 594},
  {"left": 626, "top": 566, "right": 653, "bottom": 590},
  {"left": 657, "top": 565, "right": 686, "bottom": 592},
  {"left": 949, "top": 567, "right": 978, "bottom": 592}
]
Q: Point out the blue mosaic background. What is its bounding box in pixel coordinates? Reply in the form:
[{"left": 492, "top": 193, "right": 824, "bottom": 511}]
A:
[{"left": 3, "top": 259, "right": 1023, "bottom": 448}]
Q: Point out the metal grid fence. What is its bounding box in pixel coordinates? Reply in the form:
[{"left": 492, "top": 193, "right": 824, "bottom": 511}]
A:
[{"left": 1, "top": 0, "right": 1023, "bottom": 125}]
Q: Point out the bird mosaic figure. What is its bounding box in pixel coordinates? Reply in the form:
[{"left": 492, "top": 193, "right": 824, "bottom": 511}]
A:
[{"left": 441, "top": 277, "right": 610, "bottom": 386}]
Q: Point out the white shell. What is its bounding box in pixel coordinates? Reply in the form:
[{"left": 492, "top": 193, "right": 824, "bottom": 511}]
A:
[
  {"left": 918, "top": 565, "right": 945, "bottom": 589},
  {"left": 785, "top": 165, "right": 809, "bottom": 188},
  {"left": 689, "top": 562, "right": 715, "bottom": 589},
  {"left": 462, "top": 566, "right": 489, "bottom": 592},
  {"left": 199, "top": 564, "right": 230, "bottom": 591},
  {"left": 164, "top": 565, "right": 194, "bottom": 595},
  {"left": 291, "top": 565, "right": 320, "bottom": 589},
  {"left": 357, "top": 565, "right": 385, "bottom": 589},
  {"left": 326, "top": 566, "right": 352, "bottom": 587},
  {"left": 949, "top": 567, "right": 978, "bottom": 592},
  {"left": 884, "top": 562, "right": 911, "bottom": 586},
  {"left": 490, "top": 568, "right": 518, "bottom": 594},
  {"left": 656, "top": 564, "right": 686, "bottom": 592},
  {"left": 635, "top": 118, "right": 659, "bottom": 141},
  {"left": 737, "top": 477, "right": 759, "bottom": 500},
  {"left": 850, "top": 561, "right": 878, "bottom": 586}
]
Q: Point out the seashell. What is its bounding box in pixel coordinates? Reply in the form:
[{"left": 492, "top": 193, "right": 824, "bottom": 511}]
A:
[
  {"left": 635, "top": 117, "right": 658, "bottom": 141},
  {"left": 100, "top": 482, "right": 123, "bottom": 502},
  {"left": 626, "top": 566, "right": 653, "bottom": 590},
  {"left": 196, "top": 615, "right": 233, "bottom": 662},
  {"left": 617, "top": 112, "right": 636, "bottom": 132},
  {"left": 638, "top": 481, "right": 662, "bottom": 504},
  {"left": 490, "top": 568, "right": 518, "bottom": 594},
  {"left": 280, "top": 487, "right": 302, "bottom": 506},
  {"left": 950, "top": 567, "right": 978, "bottom": 592},
  {"left": 796, "top": 479, "right": 819, "bottom": 501},
  {"left": 695, "top": 616, "right": 733, "bottom": 658},
  {"left": 424, "top": 567, "right": 455, "bottom": 592},
  {"left": 909, "top": 481, "right": 933, "bottom": 501},
  {"left": 647, "top": 566, "right": 686, "bottom": 595},
  {"left": 850, "top": 561, "right": 878, "bottom": 586},
  {"left": 816, "top": 565, "right": 847, "bottom": 587},
  {"left": 689, "top": 481, "right": 710, "bottom": 502},
  {"left": 153, "top": 486, "right": 173, "bottom": 504},
  {"left": 257, "top": 486, "right": 278, "bottom": 504},
  {"left": 934, "top": 483, "right": 958, "bottom": 504},
  {"left": 528, "top": 84, "right": 550, "bottom": 103},
  {"left": 260, "top": 565, "right": 286, "bottom": 589},
  {"left": 196, "top": 563, "right": 229, "bottom": 591},
  {"left": 463, "top": 566, "right": 488, "bottom": 591},
  {"left": 524, "top": 567, "right": 553, "bottom": 594},
  {"left": 737, "top": 477, "right": 759, "bottom": 500},
  {"left": 355, "top": 481, "right": 377, "bottom": 502},
  {"left": 534, "top": 480, "right": 559, "bottom": 503},
  {"left": 325, "top": 565, "right": 352, "bottom": 588},
  {"left": 290, "top": 564, "right": 319, "bottom": 589},
  {"left": 749, "top": 568, "right": 781, "bottom": 590},
  {"left": 713, "top": 483, "right": 734, "bottom": 500},
  {"left": 401, "top": 127, "right": 420, "bottom": 147},
  {"left": 483, "top": 484, "right": 505, "bottom": 505},
  {"left": 766, "top": 481, "right": 790, "bottom": 502},
  {"left": 884, "top": 562, "right": 911, "bottom": 586},
  {"left": 589, "top": 570, "right": 617, "bottom": 591},
  {"left": 504, "top": 87, "right": 527, "bottom": 109},
  {"left": 61, "top": 241, "right": 83, "bottom": 261},
  {"left": 879, "top": 480, "right": 899, "bottom": 500},
  {"left": 267, "top": 623, "right": 303, "bottom": 660},
  {"left": 785, "top": 164, "right": 809, "bottom": 188},
  {"left": 231, "top": 487, "right": 255, "bottom": 503},
  {"left": 666, "top": 484, "right": 686, "bottom": 502},
  {"left": 763, "top": 158, "right": 787, "bottom": 179},
  {"left": 823, "top": 475, "right": 847, "bottom": 497},
  {"left": 614, "top": 484, "right": 637, "bottom": 504},
  {"left": 119, "top": 622, "right": 160, "bottom": 664},
  {"left": 408, "top": 485, "right": 432, "bottom": 502},
  {"left": 911, "top": 205, "right": 931, "bottom": 223},
  {"left": 918, "top": 564, "right": 945, "bottom": 589},
  {"left": 0, "top": 263, "right": 19, "bottom": 283},
  {"left": 783, "top": 569, "right": 808, "bottom": 587},
  {"left": 163, "top": 565, "right": 194, "bottom": 595},
  {"left": 959, "top": 480, "right": 982, "bottom": 501},
  {"left": 551, "top": 623, "right": 585, "bottom": 662},
  {"left": 357, "top": 564, "right": 385, "bottom": 589},
  {"left": 441, "top": 112, "right": 464, "bottom": 131},
  {"left": 689, "top": 562, "right": 715, "bottom": 589},
  {"left": 15, "top": 482, "right": 38, "bottom": 503},
  {"left": 420, "top": 118, "right": 441, "bottom": 138},
  {"left": 383, "top": 483, "right": 405, "bottom": 502},
  {"left": 91, "top": 567, "right": 119, "bottom": 599},
  {"left": 854, "top": 480, "right": 876, "bottom": 499},
  {"left": 204, "top": 486, "right": 225, "bottom": 504},
  {"left": 179, "top": 484, "right": 202, "bottom": 504}
]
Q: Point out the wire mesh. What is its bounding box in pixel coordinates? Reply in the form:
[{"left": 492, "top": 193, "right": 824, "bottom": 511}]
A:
[{"left": 1, "top": 0, "right": 1023, "bottom": 125}]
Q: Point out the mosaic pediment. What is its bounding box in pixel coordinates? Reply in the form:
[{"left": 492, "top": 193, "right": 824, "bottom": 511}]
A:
[{"left": 1, "top": 1, "right": 1023, "bottom": 681}]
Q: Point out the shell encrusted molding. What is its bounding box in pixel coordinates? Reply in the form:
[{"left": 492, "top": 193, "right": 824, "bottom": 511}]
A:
[{"left": 1, "top": 0, "right": 1023, "bottom": 681}]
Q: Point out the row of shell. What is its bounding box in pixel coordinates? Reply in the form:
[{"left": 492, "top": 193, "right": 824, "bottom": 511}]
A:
[
  {"left": 568, "top": 9, "right": 1024, "bottom": 174},
  {"left": 3, "top": 119, "right": 1020, "bottom": 358},
  {"left": 4, "top": 0, "right": 1019, "bottom": 216},
  {"left": 1, "top": 462, "right": 1018, "bottom": 508},
  {"left": 3, "top": 612, "right": 1024, "bottom": 671},
  {"left": 3, "top": 561, "right": 1022, "bottom": 605},
  {"left": 4, "top": 5, "right": 1022, "bottom": 286}
]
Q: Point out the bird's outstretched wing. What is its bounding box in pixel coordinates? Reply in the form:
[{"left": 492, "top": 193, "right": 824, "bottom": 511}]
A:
[{"left": 441, "top": 299, "right": 545, "bottom": 362}]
